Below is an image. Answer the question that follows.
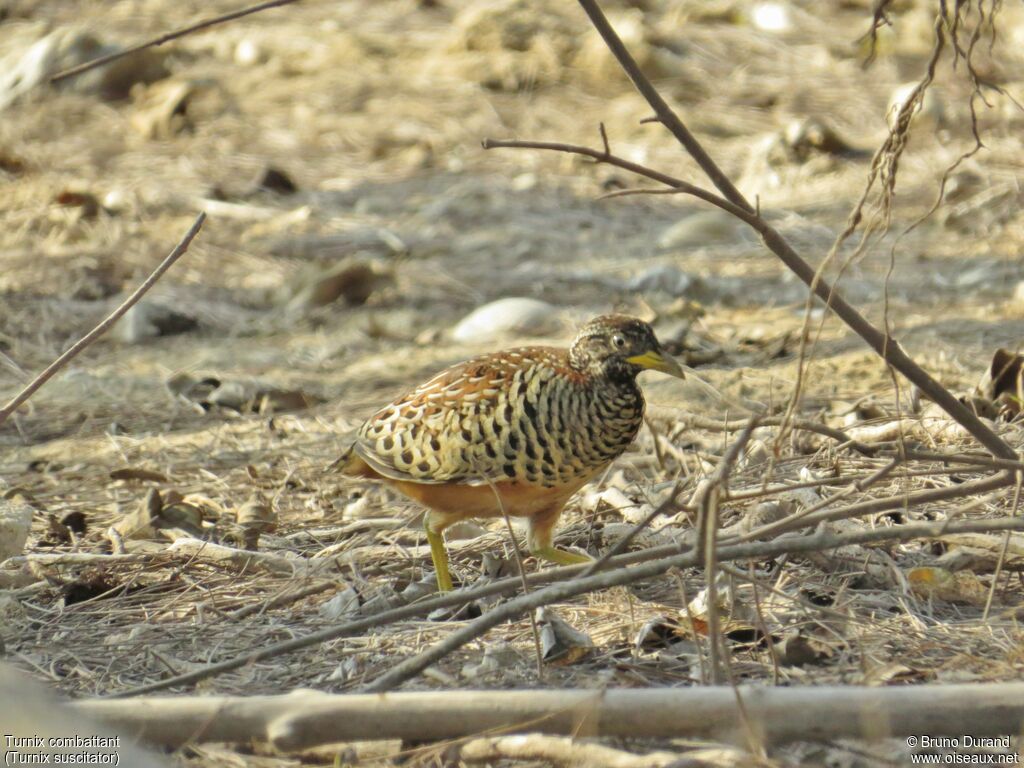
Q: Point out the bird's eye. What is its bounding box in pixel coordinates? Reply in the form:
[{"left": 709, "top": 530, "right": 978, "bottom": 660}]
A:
[{"left": 612, "top": 334, "right": 626, "bottom": 349}]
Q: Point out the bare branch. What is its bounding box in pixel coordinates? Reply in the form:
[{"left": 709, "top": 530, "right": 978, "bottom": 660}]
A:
[
  {"left": 50, "top": 0, "right": 300, "bottom": 84},
  {"left": 361, "top": 513, "right": 1024, "bottom": 693},
  {"left": 576, "top": 0, "right": 752, "bottom": 210},
  {"left": 0, "top": 213, "right": 206, "bottom": 427},
  {"left": 484, "top": 0, "right": 1018, "bottom": 462},
  {"left": 683, "top": 413, "right": 878, "bottom": 457},
  {"left": 696, "top": 419, "right": 758, "bottom": 683},
  {"left": 728, "top": 470, "right": 1014, "bottom": 544}
]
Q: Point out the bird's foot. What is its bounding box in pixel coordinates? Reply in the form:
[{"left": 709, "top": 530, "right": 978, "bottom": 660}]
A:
[{"left": 532, "top": 546, "right": 592, "bottom": 566}]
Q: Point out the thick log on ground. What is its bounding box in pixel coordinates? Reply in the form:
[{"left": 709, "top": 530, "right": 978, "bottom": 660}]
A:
[{"left": 73, "top": 684, "right": 1024, "bottom": 751}]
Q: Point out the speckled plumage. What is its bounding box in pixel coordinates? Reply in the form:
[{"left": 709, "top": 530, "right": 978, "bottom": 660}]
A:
[
  {"left": 335, "top": 314, "right": 685, "bottom": 590},
  {"left": 353, "top": 345, "right": 645, "bottom": 488}
]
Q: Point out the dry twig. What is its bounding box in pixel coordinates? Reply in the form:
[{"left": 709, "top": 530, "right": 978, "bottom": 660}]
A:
[
  {"left": 0, "top": 213, "right": 206, "bottom": 427},
  {"left": 50, "top": 1, "right": 300, "bottom": 84},
  {"left": 361, "top": 514, "right": 1024, "bottom": 693},
  {"left": 485, "top": 0, "right": 1017, "bottom": 462}
]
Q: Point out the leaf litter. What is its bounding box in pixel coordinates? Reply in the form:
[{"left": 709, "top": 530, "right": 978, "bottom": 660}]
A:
[{"left": 2, "top": 0, "right": 1024, "bottom": 765}]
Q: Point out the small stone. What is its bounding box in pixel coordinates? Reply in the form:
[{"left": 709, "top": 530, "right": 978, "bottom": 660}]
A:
[
  {"left": 319, "top": 586, "right": 360, "bottom": 620},
  {"left": 657, "top": 211, "right": 744, "bottom": 249},
  {"left": 0, "top": 499, "right": 33, "bottom": 562},
  {"left": 627, "top": 265, "right": 705, "bottom": 297},
  {"left": 749, "top": 3, "right": 790, "bottom": 32},
  {"left": 234, "top": 39, "right": 264, "bottom": 66},
  {"left": 451, "top": 298, "right": 560, "bottom": 344},
  {"left": 511, "top": 172, "right": 537, "bottom": 191},
  {"left": 114, "top": 301, "right": 198, "bottom": 343}
]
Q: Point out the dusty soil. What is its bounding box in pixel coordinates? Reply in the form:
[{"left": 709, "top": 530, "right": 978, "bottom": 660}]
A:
[{"left": 3, "top": 0, "right": 1024, "bottom": 766}]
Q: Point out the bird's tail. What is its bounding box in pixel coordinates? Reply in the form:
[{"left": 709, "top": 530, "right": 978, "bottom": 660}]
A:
[{"left": 326, "top": 443, "right": 376, "bottom": 477}]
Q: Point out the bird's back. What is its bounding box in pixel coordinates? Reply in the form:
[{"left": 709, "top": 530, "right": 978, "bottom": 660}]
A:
[{"left": 350, "top": 346, "right": 645, "bottom": 489}]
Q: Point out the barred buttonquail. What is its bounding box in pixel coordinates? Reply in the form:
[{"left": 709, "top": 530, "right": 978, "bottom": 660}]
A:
[{"left": 334, "top": 314, "right": 684, "bottom": 591}]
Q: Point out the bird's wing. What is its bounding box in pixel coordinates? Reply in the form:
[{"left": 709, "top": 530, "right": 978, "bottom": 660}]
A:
[{"left": 352, "top": 347, "right": 569, "bottom": 486}]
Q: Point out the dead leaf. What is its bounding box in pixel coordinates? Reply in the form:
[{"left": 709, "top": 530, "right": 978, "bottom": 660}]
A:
[
  {"left": 537, "top": 607, "right": 593, "bottom": 665},
  {"left": 115, "top": 302, "right": 198, "bottom": 343},
  {"left": 781, "top": 116, "right": 860, "bottom": 160},
  {"left": 44, "top": 513, "right": 73, "bottom": 545},
  {"left": 54, "top": 190, "right": 100, "bottom": 219},
  {"left": 60, "top": 511, "right": 87, "bottom": 536},
  {"left": 130, "top": 78, "right": 227, "bottom": 139},
  {"left": 110, "top": 467, "right": 169, "bottom": 483},
  {"left": 862, "top": 662, "right": 935, "bottom": 686},
  {"left": 775, "top": 632, "right": 830, "bottom": 667},
  {"left": 0, "top": 498, "right": 33, "bottom": 561},
  {"left": 233, "top": 500, "right": 277, "bottom": 550},
  {"left": 282, "top": 258, "right": 393, "bottom": 311},
  {"left": 683, "top": 583, "right": 768, "bottom": 645},
  {"left": 971, "top": 348, "right": 1024, "bottom": 420},
  {"left": 318, "top": 585, "right": 361, "bottom": 621},
  {"left": 62, "top": 572, "right": 119, "bottom": 606},
  {"left": 166, "top": 373, "right": 319, "bottom": 414},
  {"left": 256, "top": 388, "right": 318, "bottom": 414},
  {"left": 109, "top": 489, "right": 204, "bottom": 542},
  {"left": 256, "top": 166, "right": 298, "bottom": 195},
  {"left": 634, "top": 616, "right": 683, "bottom": 651},
  {"left": 0, "top": 150, "right": 27, "bottom": 176}
]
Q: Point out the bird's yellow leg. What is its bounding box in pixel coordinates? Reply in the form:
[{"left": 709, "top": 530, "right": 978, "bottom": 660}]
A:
[
  {"left": 531, "top": 546, "right": 592, "bottom": 566},
  {"left": 528, "top": 506, "right": 592, "bottom": 567},
  {"left": 424, "top": 516, "right": 453, "bottom": 592}
]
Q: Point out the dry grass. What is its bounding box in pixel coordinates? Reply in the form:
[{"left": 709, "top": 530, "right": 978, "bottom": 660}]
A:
[{"left": 4, "top": 0, "right": 1024, "bottom": 765}]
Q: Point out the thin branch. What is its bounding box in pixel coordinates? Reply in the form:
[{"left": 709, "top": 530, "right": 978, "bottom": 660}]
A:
[
  {"left": 50, "top": 0, "right": 300, "bottom": 84},
  {"left": 896, "top": 448, "right": 1024, "bottom": 473},
  {"left": 576, "top": 481, "right": 681, "bottom": 578},
  {"left": 984, "top": 470, "right": 1023, "bottom": 620},
  {"left": 482, "top": 138, "right": 735, "bottom": 212},
  {"left": 727, "top": 470, "right": 1014, "bottom": 544},
  {"left": 361, "top": 514, "right": 1024, "bottom": 693},
  {"left": 485, "top": 0, "right": 1019, "bottom": 462},
  {"left": 0, "top": 213, "right": 206, "bottom": 427},
  {"left": 696, "top": 419, "right": 757, "bottom": 683},
  {"left": 576, "top": 0, "right": 752, "bottom": 210},
  {"left": 107, "top": 470, "right": 1015, "bottom": 698},
  {"left": 106, "top": 544, "right": 683, "bottom": 698}
]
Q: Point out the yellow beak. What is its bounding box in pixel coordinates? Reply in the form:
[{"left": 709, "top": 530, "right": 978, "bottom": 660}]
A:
[{"left": 626, "top": 349, "right": 686, "bottom": 379}]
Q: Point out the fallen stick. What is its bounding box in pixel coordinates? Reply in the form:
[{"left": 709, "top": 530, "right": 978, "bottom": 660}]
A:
[
  {"left": 456, "top": 734, "right": 704, "bottom": 767},
  {"left": 2, "top": 538, "right": 321, "bottom": 576},
  {"left": 2, "top": 553, "right": 151, "bottom": 568},
  {"left": 107, "top": 514, "right": 1024, "bottom": 698},
  {"left": 363, "top": 513, "right": 1024, "bottom": 692},
  {"left": 165, "top": 538, "right": 316, "bottom": 575},
  {"left": 683, "top": 413, "right": 877, "bottom": 457},
  {"left": 728, "top": 470, "right": 1014, "bottom": 544},
  {"left": 73, "top": 684, "right": 1024, "bottom": 750}
]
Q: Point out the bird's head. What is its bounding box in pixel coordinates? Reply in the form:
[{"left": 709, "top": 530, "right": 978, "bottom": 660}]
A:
[{"left": 569, "top": 315, "right": 685, "bottom": 382}]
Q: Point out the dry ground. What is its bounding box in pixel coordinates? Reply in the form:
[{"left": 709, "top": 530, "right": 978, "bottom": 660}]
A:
[{"left": 3, "top": 0, "right": 1024, "bottom": 766}]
